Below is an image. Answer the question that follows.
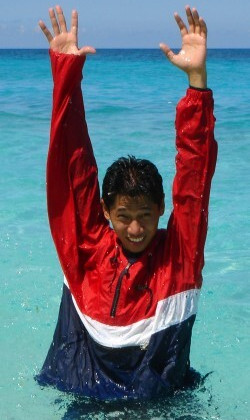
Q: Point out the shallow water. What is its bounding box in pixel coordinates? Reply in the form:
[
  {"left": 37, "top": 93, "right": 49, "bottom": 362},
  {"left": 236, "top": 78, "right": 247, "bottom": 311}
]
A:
[{"left": 0, "top": 49, "right": 249, "bottom": 419}]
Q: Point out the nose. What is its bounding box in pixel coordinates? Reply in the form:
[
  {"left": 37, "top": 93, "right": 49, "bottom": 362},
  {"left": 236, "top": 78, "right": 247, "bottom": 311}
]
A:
[{"left": 127, "top": 220, "right": 143, "bottom": 237}]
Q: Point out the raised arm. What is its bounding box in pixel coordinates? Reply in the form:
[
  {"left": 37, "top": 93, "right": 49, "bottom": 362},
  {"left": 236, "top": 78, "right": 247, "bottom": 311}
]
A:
[
  {"left": 160, "top": 8, "right": 217, "bottom": 285},
  {"left": 39, "top": 7, "right": 109, "bottom": 284}
]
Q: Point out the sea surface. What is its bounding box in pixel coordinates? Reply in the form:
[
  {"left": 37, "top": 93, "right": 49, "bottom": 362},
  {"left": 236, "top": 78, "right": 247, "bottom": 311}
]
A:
[{"left": 0, "top": 49, "right": 249, "bottom": 420}]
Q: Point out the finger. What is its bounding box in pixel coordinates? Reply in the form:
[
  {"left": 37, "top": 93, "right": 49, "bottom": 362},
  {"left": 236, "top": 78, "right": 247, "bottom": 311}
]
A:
[
  {"left": 39, "top": 20, "right": 53, "bottom": 43},
  {"left": 79, "top": 46, "right": 96, "bottom": 56},
  {"left": 71, "top": 9, "right": 78, "bottom": 38},
  {"left": 159, "top": 43, "right": 175, "bottom": 63},
  {"left": 192, "top": 8, "right": 201, "bottom": 34},
  {"left": 199, "top": 17, "right": 207, "bottom": 39},
  {"left": 55, "top": 5, "right": 67, "bottom": 33},
  {"left": 174, "top": 12, "right": 188, "bottom": 37},
  {"left": 185, "top": 5, "right": 195, "bottom": 33},
  {"left": 49, "top": 8, "right": 60, "bottom": 36}
]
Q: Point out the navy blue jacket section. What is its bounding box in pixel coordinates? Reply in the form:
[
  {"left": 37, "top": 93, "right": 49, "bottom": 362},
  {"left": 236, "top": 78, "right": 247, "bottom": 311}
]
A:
[{"left": 36, "top": 284, "right": 197, "bottom": 400}]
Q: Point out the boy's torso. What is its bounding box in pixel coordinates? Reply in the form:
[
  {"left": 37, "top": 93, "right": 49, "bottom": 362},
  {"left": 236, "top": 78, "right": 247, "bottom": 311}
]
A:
[{"left": 67, "top": 226, "right": 200, "bottom": 349}]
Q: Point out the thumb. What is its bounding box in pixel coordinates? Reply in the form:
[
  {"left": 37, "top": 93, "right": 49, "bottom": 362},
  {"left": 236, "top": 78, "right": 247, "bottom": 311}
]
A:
[
  {"left": 78, "top": 46, "right": 96, "bottom": 56},
  {"left": 159, "top": 43, "right": 175, "bottom": 63}
]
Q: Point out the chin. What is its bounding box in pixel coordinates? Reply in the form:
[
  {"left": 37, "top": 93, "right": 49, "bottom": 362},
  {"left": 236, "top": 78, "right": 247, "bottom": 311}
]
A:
[{"left": 125, "top": 239, "right": 148, "bottom": 253}]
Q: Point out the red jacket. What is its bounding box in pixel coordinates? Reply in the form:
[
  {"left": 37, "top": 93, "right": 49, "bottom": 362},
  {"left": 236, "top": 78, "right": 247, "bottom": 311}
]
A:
[{"left": 38, "top": 50, "right": 217, "bottom": 398}]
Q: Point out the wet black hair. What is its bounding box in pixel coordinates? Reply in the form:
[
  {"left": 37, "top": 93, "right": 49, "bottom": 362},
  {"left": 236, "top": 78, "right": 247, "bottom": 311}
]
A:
[{"left": 102, "top": 155, "right": 164, "bottom": 209}]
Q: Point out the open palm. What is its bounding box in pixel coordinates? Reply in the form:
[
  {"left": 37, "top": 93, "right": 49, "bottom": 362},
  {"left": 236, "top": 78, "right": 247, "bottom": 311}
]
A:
[
  {"left": 39, "top": 6, "right": 95, "bottom": 56},
  {"left": 173, "top": 31, "right": 206, "bottom": 74},
  {"left": 160, "top": 7, "right": 207, "bottom": 78}
]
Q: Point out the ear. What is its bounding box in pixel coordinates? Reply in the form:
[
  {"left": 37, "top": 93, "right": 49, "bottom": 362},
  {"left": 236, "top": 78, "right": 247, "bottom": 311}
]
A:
[
  {"left": 100, "top": 198, "right": 110, "bottom": 221},
  {"left": 159, "top": 197, "right": 165, "bottom": 216}
]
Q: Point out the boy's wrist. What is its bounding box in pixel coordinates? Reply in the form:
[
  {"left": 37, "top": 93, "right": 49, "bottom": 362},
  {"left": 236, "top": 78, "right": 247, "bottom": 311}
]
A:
[{"left": 188, "top": 69, "right": 207, "bottom": 89}]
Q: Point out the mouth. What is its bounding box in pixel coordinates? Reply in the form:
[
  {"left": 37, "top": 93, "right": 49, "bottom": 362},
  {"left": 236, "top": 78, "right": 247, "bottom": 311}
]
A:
[{"left": 127, "top": 235, "right": 145, "bottom": 244}]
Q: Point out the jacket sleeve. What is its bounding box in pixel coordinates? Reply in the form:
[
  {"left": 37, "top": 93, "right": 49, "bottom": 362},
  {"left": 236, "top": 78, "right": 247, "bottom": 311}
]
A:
[
  {"left": 171, "top": 88, "right": 218, "bottom": 287},
  {"left": 47, "top": 50, "right": 109, "bottom": 285}
]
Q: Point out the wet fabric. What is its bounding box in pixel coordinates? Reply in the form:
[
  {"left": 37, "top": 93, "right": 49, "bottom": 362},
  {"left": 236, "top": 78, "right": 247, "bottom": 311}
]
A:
[{"left": 36, "top": 283, "right": 197, "bottom": 399}]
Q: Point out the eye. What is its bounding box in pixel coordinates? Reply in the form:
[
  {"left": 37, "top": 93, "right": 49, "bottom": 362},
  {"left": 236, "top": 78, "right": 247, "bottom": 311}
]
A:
[
  {"left": 117, "top": 214, "right": 129, "bottom": 221},
  {"left": 142, "top": 212, "right": 152, "bottom": 219}
]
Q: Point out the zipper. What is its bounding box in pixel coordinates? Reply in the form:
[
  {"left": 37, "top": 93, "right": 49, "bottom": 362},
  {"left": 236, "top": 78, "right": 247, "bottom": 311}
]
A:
[{"left": 110, "top": 263, "right": 131, "bottom": 318}]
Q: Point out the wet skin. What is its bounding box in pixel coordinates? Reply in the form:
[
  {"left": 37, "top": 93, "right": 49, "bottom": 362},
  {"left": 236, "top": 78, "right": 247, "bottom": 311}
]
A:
[{"left": 102, "top": 195, "right": 165, "bottom": 253}]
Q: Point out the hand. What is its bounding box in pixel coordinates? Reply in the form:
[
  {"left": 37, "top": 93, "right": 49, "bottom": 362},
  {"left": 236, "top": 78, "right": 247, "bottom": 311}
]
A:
[
  {"left": 39, "top": 5, "right": 96, "bottom": 56},
  {"left": 160, "top": 6, "right": 207, "bottom": 88}
]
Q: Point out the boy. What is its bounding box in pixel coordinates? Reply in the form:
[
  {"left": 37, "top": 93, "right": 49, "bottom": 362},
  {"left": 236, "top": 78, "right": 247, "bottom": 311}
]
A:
[{"left": 36, "top": 5, "right": 217, "bottom": 399}]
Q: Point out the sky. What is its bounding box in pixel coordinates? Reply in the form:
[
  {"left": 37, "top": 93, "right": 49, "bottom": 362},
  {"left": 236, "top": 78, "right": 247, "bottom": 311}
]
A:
[{"left": 0, "top": 0, "right": 249, "bottom": 49}]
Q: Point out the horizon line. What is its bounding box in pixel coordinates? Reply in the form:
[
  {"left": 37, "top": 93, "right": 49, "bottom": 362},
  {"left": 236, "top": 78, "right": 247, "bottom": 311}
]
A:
[{"left": 0, "top": 46, "right": 250, "bottom": 50}]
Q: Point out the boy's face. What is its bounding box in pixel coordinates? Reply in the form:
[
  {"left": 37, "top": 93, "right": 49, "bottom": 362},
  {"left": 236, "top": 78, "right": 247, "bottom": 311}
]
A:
[{"left": 102, "top": 195, "right": 165, "bottom": 253}]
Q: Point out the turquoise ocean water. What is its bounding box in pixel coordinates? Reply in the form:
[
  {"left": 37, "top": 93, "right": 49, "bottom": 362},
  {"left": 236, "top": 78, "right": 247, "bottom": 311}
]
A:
[{"left": 0, "top": 49, "right": 249, "bottom": 420}]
